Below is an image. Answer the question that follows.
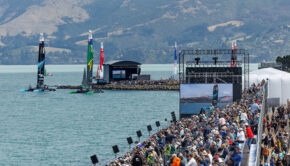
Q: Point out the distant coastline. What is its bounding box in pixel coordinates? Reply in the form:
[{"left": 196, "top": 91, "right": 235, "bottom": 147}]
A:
[
  {"left": 180, "top": 96, "right": 233, "bottom": 103},
  {"left": 0, "top": 64, "right": 260, "bottom": 74}
]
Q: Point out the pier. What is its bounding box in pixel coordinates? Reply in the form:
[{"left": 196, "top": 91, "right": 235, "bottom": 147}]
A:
[{"left": 56, "top": 80, "right": 179, "bottom": 91}]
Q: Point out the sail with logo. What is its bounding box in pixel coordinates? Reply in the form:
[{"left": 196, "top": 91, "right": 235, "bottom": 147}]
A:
[
  {"left": 70, "top": 30, "right": 103, "bottom": 94},
  {"left": 20, "top": 33, "right": 55, "bottom": 92}
]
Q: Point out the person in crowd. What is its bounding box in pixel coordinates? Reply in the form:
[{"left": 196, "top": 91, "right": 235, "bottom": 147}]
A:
[
  {"left": 269, "top": 156, "right": 275, "bottom": 166},
  {"left": 178, "top": 154, "right": 186, "bottom": 166},
  {"left": 236, "top": 128, "right": 245, "bottom": 149},
  {"left": 227, "top": 147, "right": 242, "bottom": 166},
  {"left": 186, "top": 153, "right": 197, "bottom": 166},
  {"left": 262, "top": 145, "right": 270, "bottom": 163},
  {"left": 146, "top": 149, "right": 156, "bottom": 166},
  {"left": 131, "top": 150, "right": 143, "bottom": 166},
  {"left": 240, "top": 110, "right": 248, "bottom": 123},
  {"left": 276, "top": 156, "right": 283, "bottom": 166},
  {"left": 219, "top": 144, "right": 229, "bottom": 159},
  {"left": 245, "top": 123, "right": 254, "bottom": 149},
  {"left": 170, "top": 154, "right": 181, "bottom": 166}
]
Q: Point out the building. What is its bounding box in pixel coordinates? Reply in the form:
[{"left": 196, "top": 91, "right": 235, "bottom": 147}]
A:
[
  {"left": 103, "top": 60, "right": 141, "bottom": 83},
  {"left": 258, "top": 62, "right": 283, "bottom": 70}
]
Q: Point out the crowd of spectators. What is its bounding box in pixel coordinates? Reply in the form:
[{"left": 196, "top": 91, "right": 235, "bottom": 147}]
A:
[
  {"left": 111, "top": 80, "right": 179, "bottom": 86},
  {"left": 106, "top": 82, "right": 288, "bottom": 166},
  {"left": 260, "top": 103, "right": 289, "bottom": 166}
]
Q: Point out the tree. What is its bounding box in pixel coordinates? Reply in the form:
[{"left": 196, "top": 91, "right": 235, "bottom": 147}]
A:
[{"left": 276, "top": 55, "right": 290, "bottom": 71}]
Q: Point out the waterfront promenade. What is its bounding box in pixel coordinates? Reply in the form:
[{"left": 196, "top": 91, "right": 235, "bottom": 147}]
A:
[{"left": 104, "top": 81, "right": 285, "bottom": 166}]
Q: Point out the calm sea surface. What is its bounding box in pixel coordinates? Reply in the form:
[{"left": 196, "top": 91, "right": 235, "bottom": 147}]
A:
[{"left": 0, "top": 64, "right": 258, "bottom": 165}]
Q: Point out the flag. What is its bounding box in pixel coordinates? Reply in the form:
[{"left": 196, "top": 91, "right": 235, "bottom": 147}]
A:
[
  {"left": 100, "top": 42, "right": 104, "bottom": 71},
  {"left": 174, "top": 42, "right": 177, "bottom": 75}
]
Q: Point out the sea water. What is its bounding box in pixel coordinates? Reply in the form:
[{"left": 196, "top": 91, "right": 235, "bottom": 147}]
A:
[{"left": 0, "top": 64, "right": 258, "bottom": 165}]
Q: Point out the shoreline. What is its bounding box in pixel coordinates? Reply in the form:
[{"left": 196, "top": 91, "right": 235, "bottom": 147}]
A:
[
  {"left": 56, "top": 84, "right": 179, "bottom": 91},
  {"left": 56, "top": 80, "right": 180, "bottom": 91}
]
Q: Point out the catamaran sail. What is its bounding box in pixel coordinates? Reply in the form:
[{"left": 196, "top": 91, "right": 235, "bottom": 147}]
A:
[
  {"left": 82, "top": 68, "right": 87, "bottom": 86},
  {"left": 70, "top": 30, "right": 103, "bottom": 94},
  {"left": 37, "top": 33, "right": 45, "bottom": 89},
  {"left": 21, "top": 33, "right": 55, "bottom": 92},
  {"left": 100, "top": 42, "right": 104, "bottom": 72},
  {"left": 96, "top": 42, "right": 104, "bottom": 79},
  {"left": 86, "top": 30, "right": 94, "bottom": 89}
]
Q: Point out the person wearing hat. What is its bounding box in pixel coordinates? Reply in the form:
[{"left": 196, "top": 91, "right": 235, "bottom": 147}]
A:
[{"left": 236, "top": 128, "right": 245, "bottom": 149}]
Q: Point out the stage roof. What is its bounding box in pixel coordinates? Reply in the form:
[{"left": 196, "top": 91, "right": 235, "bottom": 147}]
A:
[{"left": 103, "top": 60, "right": 141, "bottom": 66}]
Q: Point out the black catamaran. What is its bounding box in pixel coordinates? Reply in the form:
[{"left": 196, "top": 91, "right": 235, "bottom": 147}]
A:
[
  {"left": 21, "top": 33, "right": 55, "bottom": 92},
  {"left": 70, "top": 30, "right": 103, "bottom": 94}
]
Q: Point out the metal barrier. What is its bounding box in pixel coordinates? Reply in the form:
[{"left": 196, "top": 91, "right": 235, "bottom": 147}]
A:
[{"left": 255, "top": 82, "right": 268, "bottom": 166}]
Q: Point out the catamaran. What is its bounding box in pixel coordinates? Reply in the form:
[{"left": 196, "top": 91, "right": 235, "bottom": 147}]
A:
[
  {"left": 21, "top": 33, "right": 55, "bottom": 92},
  {"left": 70, "top": 30, "right": 103, "bottom": 94}
]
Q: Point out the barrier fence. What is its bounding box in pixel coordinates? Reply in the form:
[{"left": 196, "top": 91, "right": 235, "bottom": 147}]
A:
[{"left": 255, "top": 81, "right": 268, "bottom": 166}]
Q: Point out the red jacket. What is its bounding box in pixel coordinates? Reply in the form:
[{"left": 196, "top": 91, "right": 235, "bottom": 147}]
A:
[{"left": 246, "top": 127, "right": 254, "bottom": 139}]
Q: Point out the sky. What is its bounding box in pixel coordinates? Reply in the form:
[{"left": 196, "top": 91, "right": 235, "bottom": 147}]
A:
[{"left": 180, "top": 84, "right": 233, "bottom": 98}]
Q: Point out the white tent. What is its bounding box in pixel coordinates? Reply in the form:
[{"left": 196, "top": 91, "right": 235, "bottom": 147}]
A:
[{"left": 250, "top": 68, "right": 290, "bottom": 105}]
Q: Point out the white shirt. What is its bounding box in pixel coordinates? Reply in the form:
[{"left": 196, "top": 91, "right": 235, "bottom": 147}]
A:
[
  {"left": 217, "top": 138, "right": 222, "bottom": 148},
  {"left": 180, "top": 129, "right": 184, "bottom": 136},
  {"left": 208, "top": 153, "right": 213, "bottom": 164},
  {"left": 240, "top": 112, "right": 248, "bottom": 121},
  {"left": 237, "top": 131, "right": 245, "bottom": 141},
  {"left": 219, "top": 118, "right": 226, "bottom": 125},
  {"left": 186, "top": 158, "right": 198, "bottom": 166}
]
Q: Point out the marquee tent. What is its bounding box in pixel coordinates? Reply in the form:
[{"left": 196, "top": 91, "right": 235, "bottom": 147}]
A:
[{"left": 249, "top": 68, "right": 290, "bottom": 105}]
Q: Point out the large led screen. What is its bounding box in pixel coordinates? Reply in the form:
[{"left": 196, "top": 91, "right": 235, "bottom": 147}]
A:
[
  {"left": 180, "top": 84, "right": 233, "bottom": 115},
  {"left": 112, "top": 70, "right": 126, "bottom": 79}
]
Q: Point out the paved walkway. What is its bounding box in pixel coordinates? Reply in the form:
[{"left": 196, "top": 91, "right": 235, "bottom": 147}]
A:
[{"left": 241, "top": 144, "right": 250, "bottom": 166}]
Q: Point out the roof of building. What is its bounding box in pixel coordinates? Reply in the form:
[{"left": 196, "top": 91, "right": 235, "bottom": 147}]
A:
[{"left": 103, "top": 60, "right": 141, "bottom": 66}]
